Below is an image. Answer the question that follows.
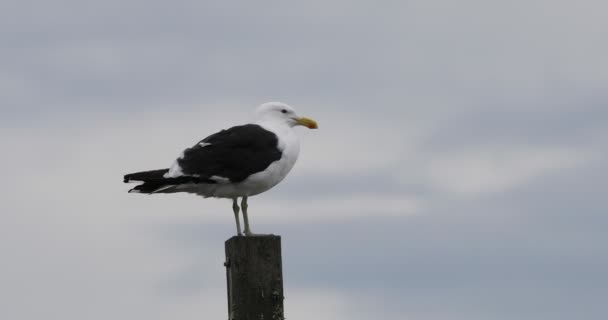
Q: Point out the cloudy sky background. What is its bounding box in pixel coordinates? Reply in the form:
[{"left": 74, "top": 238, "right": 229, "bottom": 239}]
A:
[{"left": 1, "top": 1, "right": 607, "bottom": 319}]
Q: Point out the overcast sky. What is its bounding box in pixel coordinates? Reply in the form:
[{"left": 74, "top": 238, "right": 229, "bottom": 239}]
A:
[{"left": 1, "top": 1, "right": 607, "bottom": 319}]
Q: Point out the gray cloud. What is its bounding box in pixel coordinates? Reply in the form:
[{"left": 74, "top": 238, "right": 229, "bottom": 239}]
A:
[{"left": 1, "top": 0, "right": 607, "bottom": 319}]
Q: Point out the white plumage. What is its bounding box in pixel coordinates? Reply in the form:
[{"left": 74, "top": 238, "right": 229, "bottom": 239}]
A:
[{"left": 124, "top": 102, "right": 318, "bottom": 236}]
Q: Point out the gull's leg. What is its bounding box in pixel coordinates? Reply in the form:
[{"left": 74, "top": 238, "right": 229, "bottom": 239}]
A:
[
  {"left": 241, "top": 196, "right": 254, "bottom": 236},
  {"left": 232, "top": 198, "right": 243, "bottom": 236}
]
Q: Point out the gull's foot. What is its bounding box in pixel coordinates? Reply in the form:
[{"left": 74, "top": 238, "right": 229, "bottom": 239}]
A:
[{"left": 244, "top": 231, "right": 275, "bottom": 237}]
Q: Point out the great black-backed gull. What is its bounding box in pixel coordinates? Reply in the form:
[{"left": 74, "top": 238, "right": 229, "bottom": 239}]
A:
[{"left": 123, "top": 102, "right": 318, "bottom": 236}]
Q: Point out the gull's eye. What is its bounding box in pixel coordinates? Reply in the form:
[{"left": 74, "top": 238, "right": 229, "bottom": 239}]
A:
[{"left": 281, "top": 109, "right": 287, "bottom": 114}]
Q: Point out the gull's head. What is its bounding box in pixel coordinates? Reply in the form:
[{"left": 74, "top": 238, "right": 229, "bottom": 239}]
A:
[{"left": 256, "top": 102, "right": 318, "bottom": 129}]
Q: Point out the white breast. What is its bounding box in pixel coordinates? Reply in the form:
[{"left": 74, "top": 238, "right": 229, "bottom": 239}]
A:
[{"left": 234, "top": 121, "right": 300, "bottom": 196}]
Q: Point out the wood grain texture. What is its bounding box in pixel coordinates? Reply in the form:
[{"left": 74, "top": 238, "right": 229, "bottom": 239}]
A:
[{"left": 225, "top": 235, "right": 284, "bottom": 320}]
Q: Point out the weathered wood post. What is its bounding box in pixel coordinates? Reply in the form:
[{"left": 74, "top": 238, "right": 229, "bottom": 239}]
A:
[{"left": 224, "top": 235, "right": 285, "bottom": 320}]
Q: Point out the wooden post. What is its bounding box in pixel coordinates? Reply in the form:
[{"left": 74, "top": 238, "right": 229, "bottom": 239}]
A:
[{"left": 224, "top": 235, "right": 285, "bottom": 320}]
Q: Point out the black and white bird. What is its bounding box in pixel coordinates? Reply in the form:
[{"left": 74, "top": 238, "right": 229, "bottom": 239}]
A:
[{"left": 123, "top": 102, "right": 318, "bottom": 236}]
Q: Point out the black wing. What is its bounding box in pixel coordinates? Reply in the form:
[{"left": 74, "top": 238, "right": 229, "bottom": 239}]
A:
[
  {"left": 123, "top": 168, "right": 207, "bottom": 193},
  {"left": 177, "top": 124, "right": 282, "bottom": 183}
]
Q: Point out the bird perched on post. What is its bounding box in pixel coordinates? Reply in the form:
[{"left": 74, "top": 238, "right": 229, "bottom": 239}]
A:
[{"left": 123, "top": 102, "right": 318, "bottom": 236}]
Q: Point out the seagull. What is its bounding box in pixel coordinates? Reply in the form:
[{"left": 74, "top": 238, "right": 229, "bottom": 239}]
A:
[{"left": 123, "top": 102, "right": 318, "bottom": 236}]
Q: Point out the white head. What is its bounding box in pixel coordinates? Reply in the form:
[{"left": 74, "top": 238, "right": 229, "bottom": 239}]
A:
[{"left": 255, "top": 102, "right": 318, "bottom": 129}]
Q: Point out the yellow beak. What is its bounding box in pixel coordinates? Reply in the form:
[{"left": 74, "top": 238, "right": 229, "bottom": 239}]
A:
[{"left": 295, "top": 116, "right": 318, "bottom": 129}]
